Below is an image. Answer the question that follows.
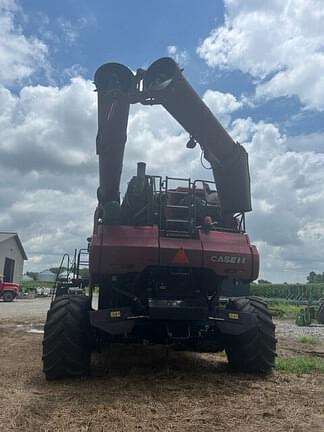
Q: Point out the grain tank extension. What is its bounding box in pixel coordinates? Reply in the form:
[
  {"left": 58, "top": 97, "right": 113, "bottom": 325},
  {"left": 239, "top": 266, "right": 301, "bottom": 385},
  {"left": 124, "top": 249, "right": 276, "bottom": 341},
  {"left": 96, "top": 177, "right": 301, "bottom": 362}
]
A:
[{"left": 42, "top": 57, "right": 276, "bottom": 380}]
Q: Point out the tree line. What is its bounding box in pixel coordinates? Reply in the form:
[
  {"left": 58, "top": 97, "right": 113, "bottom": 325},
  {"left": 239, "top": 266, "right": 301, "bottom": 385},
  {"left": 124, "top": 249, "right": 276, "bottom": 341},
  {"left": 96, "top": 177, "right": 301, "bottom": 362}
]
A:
[{"left": 257, "top": 271, "right": 324, "bottom": 285}]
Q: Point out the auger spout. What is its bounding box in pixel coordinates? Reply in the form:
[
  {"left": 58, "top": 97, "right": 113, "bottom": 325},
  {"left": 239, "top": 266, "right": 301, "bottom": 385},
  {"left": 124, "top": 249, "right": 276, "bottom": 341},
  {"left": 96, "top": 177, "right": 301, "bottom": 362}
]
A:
[
  {"left": 143, "top": 57, "right": 251, "bottom": 213},
  {"left": 94, "top": 63, "right": 134, "bottom": 222}
]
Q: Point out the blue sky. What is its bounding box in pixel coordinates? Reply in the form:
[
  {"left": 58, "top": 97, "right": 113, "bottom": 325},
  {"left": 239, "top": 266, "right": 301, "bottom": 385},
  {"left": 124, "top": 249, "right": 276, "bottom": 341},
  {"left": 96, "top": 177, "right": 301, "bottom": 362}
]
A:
[
  {"left": 22, "top": 0, "right": 222, "bottom": 79},
  {"left": 18, "top": 0, "right": 323, "bottom": 138},
  {"left": 1, "top": 0, "right": 324, "bottom": 282}
]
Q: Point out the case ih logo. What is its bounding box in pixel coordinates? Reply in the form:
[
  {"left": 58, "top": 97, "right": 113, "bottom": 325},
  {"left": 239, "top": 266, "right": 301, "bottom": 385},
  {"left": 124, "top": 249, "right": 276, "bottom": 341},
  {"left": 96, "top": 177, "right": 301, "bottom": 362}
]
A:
[{"left": 211, "top": 255, "right": 246, "bottom": 264}]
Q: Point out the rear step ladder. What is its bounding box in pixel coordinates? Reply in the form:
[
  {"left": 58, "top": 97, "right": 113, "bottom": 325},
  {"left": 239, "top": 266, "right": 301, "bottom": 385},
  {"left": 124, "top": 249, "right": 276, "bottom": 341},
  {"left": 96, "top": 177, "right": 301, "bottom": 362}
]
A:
[{"left": 163, "top": 177, "right": 193, "bottom": 238}]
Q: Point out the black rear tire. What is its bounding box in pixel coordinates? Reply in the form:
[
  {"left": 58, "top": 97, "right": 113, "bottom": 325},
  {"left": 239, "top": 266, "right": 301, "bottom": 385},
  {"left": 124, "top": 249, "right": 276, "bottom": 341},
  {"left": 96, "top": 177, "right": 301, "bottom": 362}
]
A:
[
  {"left": 224, "top": 297, "right": 276, "bottom": 373},
  {"left": 42, "top": 295, "right": 91, "bottom": 380},
  {"left": 317, "top": 299, "right": 324, "bottom": 324},
  {"left": 3, "top": 291, "right": 15, "bottom": 302}
]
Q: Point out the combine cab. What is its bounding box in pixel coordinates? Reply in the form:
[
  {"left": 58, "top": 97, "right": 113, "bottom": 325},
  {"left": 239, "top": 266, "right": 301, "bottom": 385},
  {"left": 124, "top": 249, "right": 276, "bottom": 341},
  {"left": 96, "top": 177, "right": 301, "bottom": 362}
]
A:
[{"left": 42, "top": 57, "right": 276, "bottom": 380}]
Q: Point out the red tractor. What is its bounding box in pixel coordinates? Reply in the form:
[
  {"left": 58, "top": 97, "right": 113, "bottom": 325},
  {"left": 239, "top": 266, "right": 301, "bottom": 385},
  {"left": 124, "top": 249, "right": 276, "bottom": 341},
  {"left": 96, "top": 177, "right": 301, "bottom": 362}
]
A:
[
  {"left": 43, "top": 57, "right": 276, "bottom": 380},
  {"left": 0, "top": 275, "right": 19, "bottom": 302}
]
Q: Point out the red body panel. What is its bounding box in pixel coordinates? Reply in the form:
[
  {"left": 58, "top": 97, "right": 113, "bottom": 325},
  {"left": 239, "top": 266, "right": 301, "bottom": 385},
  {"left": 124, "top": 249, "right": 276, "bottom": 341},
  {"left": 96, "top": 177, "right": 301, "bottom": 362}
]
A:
[
  {"left": 90, "top": 225, "right": 259, "bottom": 281},
  {"left": 200, "top": 231, "right": 258, "bottom": 280},
  {"left": 90, "top": 225, "right": 159, "bottom": 274}
]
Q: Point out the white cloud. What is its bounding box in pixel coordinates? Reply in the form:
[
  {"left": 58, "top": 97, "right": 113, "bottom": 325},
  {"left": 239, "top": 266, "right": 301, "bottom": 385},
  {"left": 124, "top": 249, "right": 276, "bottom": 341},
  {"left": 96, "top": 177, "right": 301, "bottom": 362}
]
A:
[
  {"left": 197, "top": 0, "right": 324, "bottom": 110},
  {"left": 167, "top": 45, "right": 189, "bottom": 66},
  {"left": 0, "top": 0, "right": 48, "bottom": 84},
  {"left": 230, "top": 118, "right": 324, "bottom": 281},
  {"left": 0, "top": 77, "right": 97, "bottom": 173},
  {"left": 0, "top": 76, "right": 99, "bottom": 270},
  {"left": 56, "top": 16, "right": 96, "bottom": 46},
  {"left": 63, "top": 64, "right": 88, "bottom": 78},
  {"left": 286, "top": 132, "right": 324, "bottom": 153},
  {"left": 203, "top": 89, "right": 242, "bottom": 126}
]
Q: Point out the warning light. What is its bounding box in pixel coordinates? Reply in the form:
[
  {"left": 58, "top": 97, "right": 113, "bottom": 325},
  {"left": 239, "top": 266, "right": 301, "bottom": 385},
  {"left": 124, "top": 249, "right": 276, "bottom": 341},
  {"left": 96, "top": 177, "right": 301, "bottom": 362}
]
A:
[{"left": 172, "top": 248, "right": 190, "bottom": 265}]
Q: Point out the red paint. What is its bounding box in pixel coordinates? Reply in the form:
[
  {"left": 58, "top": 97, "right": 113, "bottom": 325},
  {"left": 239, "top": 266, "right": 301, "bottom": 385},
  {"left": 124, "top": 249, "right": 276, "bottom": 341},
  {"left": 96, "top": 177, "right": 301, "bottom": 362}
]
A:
[
  {"left": 200, "top": 230, "right": 256, "bottom": 280},
  {"left": 90, "top": 224, "right": 259, "bottom": 282},
  {"left": 90, "top": 224, "right": 159, "bottom": 274}
]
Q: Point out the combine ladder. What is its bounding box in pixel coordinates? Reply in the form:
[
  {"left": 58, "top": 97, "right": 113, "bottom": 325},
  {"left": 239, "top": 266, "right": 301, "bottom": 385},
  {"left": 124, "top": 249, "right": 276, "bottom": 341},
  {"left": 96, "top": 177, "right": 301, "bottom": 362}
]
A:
[{"left": 163, "top": 177, "right": 194, "bottom": 238}]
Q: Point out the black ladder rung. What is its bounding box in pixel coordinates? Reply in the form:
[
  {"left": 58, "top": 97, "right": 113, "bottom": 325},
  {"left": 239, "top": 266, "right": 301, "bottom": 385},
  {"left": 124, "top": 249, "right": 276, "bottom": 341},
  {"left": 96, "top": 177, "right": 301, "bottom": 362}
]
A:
[
  {"left": 164, "top": 230, "right": 191, "bottom": 238},
  {"left": 166, "top": 205, "right": 189, "bottom": 209},
  {"left": 167, "top": 190, "right": 189, "bottom": 195},
  {"left": 166, "top": 218, "right": 190, "bottom": 223}
]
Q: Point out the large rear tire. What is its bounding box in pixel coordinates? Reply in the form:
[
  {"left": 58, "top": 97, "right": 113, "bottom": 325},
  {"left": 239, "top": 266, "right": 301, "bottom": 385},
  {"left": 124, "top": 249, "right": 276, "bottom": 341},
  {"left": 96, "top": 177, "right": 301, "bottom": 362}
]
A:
[
  {"left": 317, "top": 299, "right": 324, "bottom": 324},
  {"left": 224, "top": 297, "right": 276, "bottom": 373},
  {"left": 42, "top": 295, "right": 91, "bottom": 380}
]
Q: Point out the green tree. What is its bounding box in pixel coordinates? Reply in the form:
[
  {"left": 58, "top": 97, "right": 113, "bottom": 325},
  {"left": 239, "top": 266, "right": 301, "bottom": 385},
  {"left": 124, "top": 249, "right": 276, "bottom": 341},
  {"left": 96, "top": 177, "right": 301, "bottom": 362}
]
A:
[{"left": 307, "top": 271, "right": 324, "bottom": 283}]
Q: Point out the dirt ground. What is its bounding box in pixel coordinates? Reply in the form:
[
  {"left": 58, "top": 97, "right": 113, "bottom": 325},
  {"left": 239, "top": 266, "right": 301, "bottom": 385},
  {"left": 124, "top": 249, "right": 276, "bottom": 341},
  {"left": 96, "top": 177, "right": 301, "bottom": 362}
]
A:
[{"left": 1, "top": 300, "right": 324, "bottom": 432}]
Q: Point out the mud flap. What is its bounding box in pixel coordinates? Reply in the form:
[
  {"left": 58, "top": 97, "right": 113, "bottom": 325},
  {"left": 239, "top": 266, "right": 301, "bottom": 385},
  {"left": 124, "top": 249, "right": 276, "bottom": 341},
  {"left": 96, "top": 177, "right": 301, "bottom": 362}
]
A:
[
  {"left": 212, "top": 309, "right": 257, "bottom": 336},
  {"left": 90, "top": 308, "right": 137, "bottom": 335}
]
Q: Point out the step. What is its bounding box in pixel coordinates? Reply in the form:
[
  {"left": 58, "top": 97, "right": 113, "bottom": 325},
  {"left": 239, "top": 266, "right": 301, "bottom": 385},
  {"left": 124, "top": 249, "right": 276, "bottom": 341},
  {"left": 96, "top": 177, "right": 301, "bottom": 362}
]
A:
[
  {"left": 167, "top": 190, "right": 189, "bottom": 195},
  {"left": 165, "top": 218, "right": 190, "bottom": 223},
  {"left": 166, "top": 204, "right": 190, "bottom": 209},
  {"left": 163, "top": 230, "right": 191, "bottom": 238}
]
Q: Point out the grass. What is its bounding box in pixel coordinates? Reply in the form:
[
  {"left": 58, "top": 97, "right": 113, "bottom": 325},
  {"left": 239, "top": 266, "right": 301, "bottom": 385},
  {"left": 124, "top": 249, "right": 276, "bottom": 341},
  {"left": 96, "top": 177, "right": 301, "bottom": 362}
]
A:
[
  {"left": 276, "top": 356, "right": 324, "bottom": 374},
  {"left": 269, "top": 303, "right": 300, "bottom": 319},
  {"left": 297, "top": 335, "right": 320, "bottom": 345}
]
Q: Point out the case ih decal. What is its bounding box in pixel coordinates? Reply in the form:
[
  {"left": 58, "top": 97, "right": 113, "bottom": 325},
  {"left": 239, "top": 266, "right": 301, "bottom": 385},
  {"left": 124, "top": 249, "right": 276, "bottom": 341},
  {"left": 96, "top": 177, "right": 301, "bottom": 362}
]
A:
[{"left": 211, "top": 255, "right": 247, "bottom": 264}]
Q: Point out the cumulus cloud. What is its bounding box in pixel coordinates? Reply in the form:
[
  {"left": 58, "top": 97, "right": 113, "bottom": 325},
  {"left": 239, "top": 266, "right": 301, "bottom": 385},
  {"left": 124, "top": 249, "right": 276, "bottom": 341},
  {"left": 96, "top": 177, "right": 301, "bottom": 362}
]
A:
[
  {"left": 203, "top": 89, "right": 242, "bottom": 127},
  {"left": 230, "top": 118, "right": 324, "bottom": 281},
  {"left": 0, "top": 0, "right": 48, "bottom": 84},
  {"left": 197, "top": 0, "right": 324, "bottom": 110},
  {"left": 167, "top": 45, "right": 189, "bottom": 67},
  {"left": 0, "top": 77, "right": 99, "bottom": 269},
  {"left": 286, "top": 132, "right": 324, "bottom": 153},
  {"left": 0, "top": 77, "right": 97, "bottom": 174}
]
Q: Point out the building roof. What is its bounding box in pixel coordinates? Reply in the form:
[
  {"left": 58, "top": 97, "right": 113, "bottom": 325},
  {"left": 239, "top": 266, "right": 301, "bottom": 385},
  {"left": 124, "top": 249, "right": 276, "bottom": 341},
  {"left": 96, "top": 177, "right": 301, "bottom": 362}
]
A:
[{"left": 0, "top": 232, "right": 28, "bottom": 260}]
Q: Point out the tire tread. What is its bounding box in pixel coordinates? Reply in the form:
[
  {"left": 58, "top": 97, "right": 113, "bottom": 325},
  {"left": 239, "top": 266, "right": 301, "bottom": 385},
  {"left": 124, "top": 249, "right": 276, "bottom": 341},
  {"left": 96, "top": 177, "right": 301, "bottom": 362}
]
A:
[
  {"left": 225, "top": 297, "right": 277, "bottom": 373},
  {"left": 42, "top": 295, "right": 91, "bottom": 380}
]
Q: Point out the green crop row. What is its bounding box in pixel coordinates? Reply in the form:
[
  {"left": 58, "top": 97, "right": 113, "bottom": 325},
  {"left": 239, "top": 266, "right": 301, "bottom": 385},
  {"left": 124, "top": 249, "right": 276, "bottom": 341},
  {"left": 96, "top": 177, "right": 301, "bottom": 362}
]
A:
[
  {"left": 20, "top": 280, "right": 54, "bottom": 292},
  {"left": 250, "top": 283, "right": 324, "bottom": 300}
]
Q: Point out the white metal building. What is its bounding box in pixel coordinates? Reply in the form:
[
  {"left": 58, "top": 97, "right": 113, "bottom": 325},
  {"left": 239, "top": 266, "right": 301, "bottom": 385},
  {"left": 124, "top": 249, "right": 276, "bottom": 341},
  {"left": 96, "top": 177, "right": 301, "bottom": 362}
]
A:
[{"left": 0, "top": 232, "right": 28, "bottom": 284}]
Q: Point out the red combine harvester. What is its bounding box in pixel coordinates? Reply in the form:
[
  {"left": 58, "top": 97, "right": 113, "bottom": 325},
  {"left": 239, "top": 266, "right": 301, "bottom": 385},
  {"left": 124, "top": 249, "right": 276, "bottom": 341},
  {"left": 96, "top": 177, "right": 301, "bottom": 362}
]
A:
[{"left": 43, "top": 57, "right": 276, "bottom": 380}]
